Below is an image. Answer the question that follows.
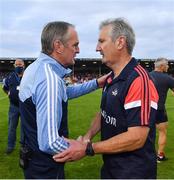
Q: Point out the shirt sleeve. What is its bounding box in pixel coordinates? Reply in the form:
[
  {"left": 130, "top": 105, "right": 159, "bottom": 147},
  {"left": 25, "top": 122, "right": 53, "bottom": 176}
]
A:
[
  {"left": 167, "top": 75, "right": 174, "bottom": 89},
  {"left": 66, "top": 79, "right": 98, "bottom": 99},
  {"left": 124, "top": 66, "right": 159, "bottom": 127},
  {"left": 35, "top": 64, "right": 69, "bottom": 155},
  {"left": 2, "top": 77, "right": 9, "bottom": 91}
]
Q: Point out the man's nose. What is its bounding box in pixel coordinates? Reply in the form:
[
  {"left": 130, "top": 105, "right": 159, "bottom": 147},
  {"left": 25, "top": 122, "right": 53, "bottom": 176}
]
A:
[
  {"left": 76, "top": 46, "right": 80, "bottom": 54},
  {"left": 96, "top": 44, "right": 101, "bottom": 52}
]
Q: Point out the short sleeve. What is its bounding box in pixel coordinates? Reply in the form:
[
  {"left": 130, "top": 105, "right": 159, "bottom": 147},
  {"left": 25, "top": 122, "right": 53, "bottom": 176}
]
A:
[{"left": 124, "top": 65, "right": 159, "bottom": 127}]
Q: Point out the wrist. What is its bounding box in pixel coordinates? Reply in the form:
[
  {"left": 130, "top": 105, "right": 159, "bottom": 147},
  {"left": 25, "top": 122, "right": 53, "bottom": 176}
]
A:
[{"left": 85, "top": 142, "right": 95, "bottom": 156}]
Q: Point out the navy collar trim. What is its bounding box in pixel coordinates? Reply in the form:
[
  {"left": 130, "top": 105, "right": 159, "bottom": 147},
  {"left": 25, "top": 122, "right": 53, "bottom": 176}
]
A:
[
  {"left": 107, "top": 57, "right": 138, "bottom": 84},
  {"left": 114, "top": 57, "right": 138, "bottom": 81}
]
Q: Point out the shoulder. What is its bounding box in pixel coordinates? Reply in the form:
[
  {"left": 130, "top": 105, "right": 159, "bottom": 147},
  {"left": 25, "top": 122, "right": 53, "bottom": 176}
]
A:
[
  {"left": 7, "top": 72, "right": 15, "bottom": 78},
  {"left": 127, "top": 65, "right": 153, "bottom": 91},
  {"left": 126, "top": 64, "right": 148, "bottom": 85},
  {"left": 4, "top": 72, "right": 15, "bottom": 82},
  {"left": 43, "top": 63, "right": 63, "bottom": 81},
  {"left": 134, "top": 64, "right": 149, "bottom": 76},
  {"left": 149, "top": 71, "right": 155, "bottom": 75}
]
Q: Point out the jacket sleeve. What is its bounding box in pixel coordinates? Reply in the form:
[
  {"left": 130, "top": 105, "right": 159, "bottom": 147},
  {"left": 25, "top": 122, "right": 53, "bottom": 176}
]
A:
[
  {"left": 66, "top": 79, "right": 98, "bottom": 99},
  {"left": 2, "top": 76, "right": 9, "bottom": 92}
]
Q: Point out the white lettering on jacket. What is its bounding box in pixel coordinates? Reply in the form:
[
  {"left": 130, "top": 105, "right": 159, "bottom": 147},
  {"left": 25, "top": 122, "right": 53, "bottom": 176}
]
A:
[{"left": 101, "top": 110, "right": 117, "bottom": 127}]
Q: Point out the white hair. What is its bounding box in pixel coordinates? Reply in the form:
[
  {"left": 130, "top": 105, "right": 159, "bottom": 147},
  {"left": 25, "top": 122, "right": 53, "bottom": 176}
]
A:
[
  {"left": 154, "top": 57, "right": 168, "bottom": 68},
  {"left": 99, "top": 18, "right": 135, "bottom": 55}
]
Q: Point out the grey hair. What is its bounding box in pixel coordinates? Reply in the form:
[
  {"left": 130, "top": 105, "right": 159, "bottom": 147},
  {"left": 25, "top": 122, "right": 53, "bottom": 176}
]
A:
[
  {"left": 154, "top": 57, "right": 168, "bottom": 68},
  {"left": 15, "top": 58, "right": 24, "bottom": 63},
  {"left": 41, "top": 21, "right": 75, "bottom": 55},
  {"left": 99, "top": 18, "right": 135, "bottom": 55}
]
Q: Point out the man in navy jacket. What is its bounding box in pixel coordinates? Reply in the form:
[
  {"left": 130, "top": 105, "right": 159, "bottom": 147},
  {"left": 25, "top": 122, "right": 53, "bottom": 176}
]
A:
[{"left": 2, "top": 58, "right": 25, "bottom": 154}]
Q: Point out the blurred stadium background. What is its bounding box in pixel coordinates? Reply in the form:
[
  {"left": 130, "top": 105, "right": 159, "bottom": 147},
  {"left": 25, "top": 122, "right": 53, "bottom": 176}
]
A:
[{"left": 1, "top": 57, "right": 174, "bottom": 83}]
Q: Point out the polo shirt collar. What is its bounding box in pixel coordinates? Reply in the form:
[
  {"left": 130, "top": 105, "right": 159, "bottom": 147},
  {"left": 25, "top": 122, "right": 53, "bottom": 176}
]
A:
[
  {"left": 39, "top": 53, "right": 72, "bottom": 78},
  {"left": 113, "top": 57, "right": 138, "bottom": 81}
]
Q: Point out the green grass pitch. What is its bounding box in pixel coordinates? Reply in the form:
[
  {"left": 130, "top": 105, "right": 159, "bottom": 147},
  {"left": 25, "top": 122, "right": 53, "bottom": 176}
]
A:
[{"left": 0, "top": 86, "right": 174, "bottom": 178}]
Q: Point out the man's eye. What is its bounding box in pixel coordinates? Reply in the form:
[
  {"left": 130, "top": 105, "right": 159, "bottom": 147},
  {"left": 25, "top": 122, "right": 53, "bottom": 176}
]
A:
[
  {"left": 99, "top": 40, "right": 104, "bottom": 43},
  {"left": 74, "top": 44, "right": 79, "bottom": 48}
]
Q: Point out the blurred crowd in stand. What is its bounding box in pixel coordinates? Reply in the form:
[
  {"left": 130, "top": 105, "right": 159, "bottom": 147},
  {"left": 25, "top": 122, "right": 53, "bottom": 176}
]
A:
[
  {"left": 1, "top": 70, "right": 173, "bottom": 84},
  {"left": 65, "top": 73, "right": 101, "bottom": 85}
]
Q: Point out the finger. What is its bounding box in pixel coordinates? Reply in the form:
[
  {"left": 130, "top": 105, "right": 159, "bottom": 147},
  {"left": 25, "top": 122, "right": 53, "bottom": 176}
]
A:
[
  {"left": 53, "top": 149, "right": 70, "bottom": 159},
  {"left": 53, "top": 156, "right": 70, "bottom": 162}
]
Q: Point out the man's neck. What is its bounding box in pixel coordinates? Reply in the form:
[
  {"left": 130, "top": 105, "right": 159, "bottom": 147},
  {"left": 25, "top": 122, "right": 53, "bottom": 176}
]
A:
[
  {"left": 50, "top": 53, "right": 66, "bottom": 67},
  {"left": 112, "top": 54, "right": 132, "bottom": 77},
  {"left": 154, "top": 68, "right": 163, "bottom": 72}
]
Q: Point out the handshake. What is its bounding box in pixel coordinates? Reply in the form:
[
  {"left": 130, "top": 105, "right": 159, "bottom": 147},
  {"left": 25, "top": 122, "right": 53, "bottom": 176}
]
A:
[{"left": 53, "top": 135, "right": 94, "bottom": 163}]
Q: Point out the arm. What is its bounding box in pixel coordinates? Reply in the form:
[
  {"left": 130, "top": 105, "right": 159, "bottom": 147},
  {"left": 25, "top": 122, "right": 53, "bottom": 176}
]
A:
[
  {"left": 67, "top": 79, "right": 97, "bottom": 99},
  {"left": 35, "top": 69, "right": 69, "bottom": 155},
  {"left": 81, "top": 112, "right": 101, "bottom": 142},
  {"left": 2, "top": 85, "right": 8, "bottom": 94},
  {"left": 67, "top": 73, "right": 110, "bottom": 99},
  {"left": 171, "top": 88, "right": 174, "bottom": 96},
  {"left": 53, "top": 126, "right": 149, "bottom": 162},
  {"left": 168, "top": 75, "right": 174, "bottom": 94},
  {"left": 93, "top": 126, "right": 149, "bottom": 154},
  {"left": 2, "top": 78, "right": 9, "bottom": 95}
]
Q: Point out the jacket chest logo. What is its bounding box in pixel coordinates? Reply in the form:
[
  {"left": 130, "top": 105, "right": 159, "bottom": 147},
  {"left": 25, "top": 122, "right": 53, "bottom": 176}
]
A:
[{"left": 112, "top": 89, "right": 118, "bottom": 96}]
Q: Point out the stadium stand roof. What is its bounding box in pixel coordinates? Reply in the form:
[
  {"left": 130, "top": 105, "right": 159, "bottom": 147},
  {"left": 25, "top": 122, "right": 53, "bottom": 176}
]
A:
[{"left": 0, "top": 57, "right": 174, "bottom": 76}]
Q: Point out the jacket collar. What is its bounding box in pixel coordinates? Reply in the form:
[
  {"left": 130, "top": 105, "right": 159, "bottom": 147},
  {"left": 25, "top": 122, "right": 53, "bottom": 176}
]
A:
[{"left": 38, "top": 53, "right": 72, "bottom": 78}]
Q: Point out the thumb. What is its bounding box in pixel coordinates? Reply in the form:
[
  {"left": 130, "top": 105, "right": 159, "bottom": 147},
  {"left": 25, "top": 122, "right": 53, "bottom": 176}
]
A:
[
  {"left": 77, "top": 135, "right": 83, "bottom": 141},
  {"left": 63, "top": 137, "right": 72, "bottom": 143}
]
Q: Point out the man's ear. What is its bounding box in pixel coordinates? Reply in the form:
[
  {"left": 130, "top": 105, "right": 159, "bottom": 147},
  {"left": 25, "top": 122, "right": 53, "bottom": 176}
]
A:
[
  {"left": 53, "top": 40, "right": 64, "bottom": 54},
  {"left": 115, "top": 36, "right": 126, "bottom": 50}
]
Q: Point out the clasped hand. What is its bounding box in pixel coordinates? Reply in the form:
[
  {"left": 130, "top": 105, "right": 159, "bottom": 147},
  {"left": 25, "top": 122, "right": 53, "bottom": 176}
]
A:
[{"left": 53, "top": 136, "right": 88, "bottom": 162}]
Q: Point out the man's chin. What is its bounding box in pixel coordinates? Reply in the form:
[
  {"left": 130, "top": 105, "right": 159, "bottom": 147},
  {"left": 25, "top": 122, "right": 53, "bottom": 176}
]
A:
[
  {"left": 72, "top": 59, "right": 75, "bottom": 65},
  {"left": 101, "top": 58, "right": 106, "bottom": 64},
  {"left": 101, "top": 59, "right": 111, "bottom": 68}
]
